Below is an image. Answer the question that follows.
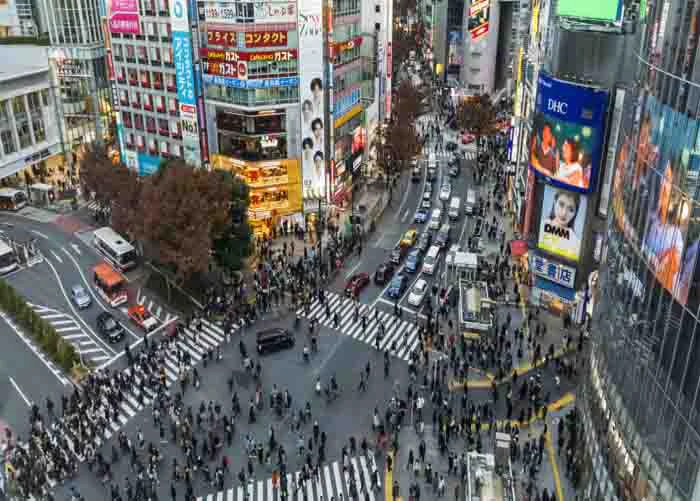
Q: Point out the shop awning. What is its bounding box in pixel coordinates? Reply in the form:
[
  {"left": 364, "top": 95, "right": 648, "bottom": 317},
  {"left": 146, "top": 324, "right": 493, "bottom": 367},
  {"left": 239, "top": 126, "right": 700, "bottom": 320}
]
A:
[
  {"left": 510, "top": 239, "right": 528, "bottom": 257},
  {"left": 534, "top": 277, "right": 575, "bottom": 301}
]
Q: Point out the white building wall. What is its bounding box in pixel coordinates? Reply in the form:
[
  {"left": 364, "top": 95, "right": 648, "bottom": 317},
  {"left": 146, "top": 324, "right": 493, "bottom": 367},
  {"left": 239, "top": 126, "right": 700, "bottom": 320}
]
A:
[{"left": 461, "top": 0, "right": 500, "bottom": 94}]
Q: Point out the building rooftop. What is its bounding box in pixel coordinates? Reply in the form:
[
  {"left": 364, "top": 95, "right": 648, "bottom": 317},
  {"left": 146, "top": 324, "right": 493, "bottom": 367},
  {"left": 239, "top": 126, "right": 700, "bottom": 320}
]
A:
[{"left": 0, "top": 45, "right": 49, "bottom": 82}]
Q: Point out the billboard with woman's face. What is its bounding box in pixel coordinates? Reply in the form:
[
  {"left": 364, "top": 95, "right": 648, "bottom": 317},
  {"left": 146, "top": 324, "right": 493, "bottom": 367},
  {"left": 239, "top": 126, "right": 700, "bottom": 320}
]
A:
[
  {"left": 538, "top": 185, "right": 588, "bottom": 262},
  {"left": 529, "top": 73, "right": 610, "bottom": 192}
]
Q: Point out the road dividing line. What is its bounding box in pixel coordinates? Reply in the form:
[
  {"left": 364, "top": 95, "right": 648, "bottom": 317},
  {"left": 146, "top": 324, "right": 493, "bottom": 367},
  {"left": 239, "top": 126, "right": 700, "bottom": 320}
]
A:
[
  {"left": 344, "top": 260, "right": 362, "bottom": 280},
  {"left": 30, "top": 229, "right": 48, "bottom": 239},
  {"left": 70, "top": 243, "right": 82, "bottom": 255},
  {"left": 50, "top": 250, "right": 63, "bottom": 263},
  {"left": 9, "top": 376, "right": 32, "bottom": 406}
]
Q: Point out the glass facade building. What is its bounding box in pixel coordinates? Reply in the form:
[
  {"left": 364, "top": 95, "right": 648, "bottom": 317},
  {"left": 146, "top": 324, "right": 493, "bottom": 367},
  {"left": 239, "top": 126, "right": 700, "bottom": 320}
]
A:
[{"left": 581, "top": 1, "right": 700, "bottom": 499}]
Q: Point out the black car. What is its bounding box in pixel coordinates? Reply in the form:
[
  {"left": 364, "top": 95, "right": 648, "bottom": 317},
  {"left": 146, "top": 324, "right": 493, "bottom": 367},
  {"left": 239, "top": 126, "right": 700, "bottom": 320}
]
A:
[
  {"left": 417, "top": 232, "right": 432, "bottom": 254},
  {"left": 390, "top": 245, "right": 408, "bottom": 264},
  {"left": 374, "top": 262, "right": 395, "bottom": 285},
  {"left": 411, "top": 166, "right": 421, "bottom": 182},
  {"left": 446, "top": 141, "right": 458, "bottom": 151},
  {"left": 256, "top": 328, "right": 295, "bottom": 354},
  {"left": 97, "top": 312, "right": 125, "bottom": 343}
]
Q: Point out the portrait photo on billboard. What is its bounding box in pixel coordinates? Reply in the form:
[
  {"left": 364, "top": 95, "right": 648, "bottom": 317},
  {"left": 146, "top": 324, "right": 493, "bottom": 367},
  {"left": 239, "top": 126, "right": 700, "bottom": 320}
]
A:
[
  {"left": 538, "top": 185, "right": 588, "bottom": 262},
  {"left": 529, "top": 73, "right": 609, "bottom": 192},
  {"left": 352, "top": 126, "right": 366, "bottom": 155}
]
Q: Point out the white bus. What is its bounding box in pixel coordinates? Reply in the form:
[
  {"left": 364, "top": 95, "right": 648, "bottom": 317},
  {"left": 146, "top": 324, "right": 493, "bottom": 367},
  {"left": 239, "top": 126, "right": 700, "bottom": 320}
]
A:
[
  {"left": 0, "top": 240, "right": 18, "bottom": 274},
  {"left": 93, "top": 227, "right": 137, "bottom": 271},
  {"left": 0, "top": 188, "right": 27, "bottom": 211}
]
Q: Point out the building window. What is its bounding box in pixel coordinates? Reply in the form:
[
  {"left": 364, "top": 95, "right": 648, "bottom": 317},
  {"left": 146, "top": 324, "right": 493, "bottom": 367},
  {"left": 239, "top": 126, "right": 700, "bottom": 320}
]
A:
[
  {"left": 27, "top": 92, "right": 42, "bottom": 113},
  {"left": 126, "top": 45, "right": 136, "bottom": 61},
  {"left": 17, "top": 122, "right": 31, "bottom": 149},
  {"left": 11, "top": 96, "right": 25, "bottom": 116},
  {"left": 334, "top": 0, "right": 360, "bottom": 17},
  {"left": 246, "top": 58, "right": 298, "bottom": 78},
  {"left": 150, "top": 46, "right": 160, "bottom": 63},
  {"left": 160, "top": 141, "right": 169, "bottom": 155},
  {"left": 1, "top": 129, "right": 15, "bottom": 155},
  {"left": 41, "top": 90, "right": 49, "bottom": 107},
  {"left": 137, "top": 46, "right": 148, "bottom": 63},
  {"left": 134, "top": 114, "right": 144, "bottom": 130},
  {"left": 163, "top": 47, "right": 173, "bottom": 65},
  {"left": 32, "top": 116, "right": 45, "bottom": 143},
  {"left": 0, "top": 101, "right": 8, "bottom": 124}
]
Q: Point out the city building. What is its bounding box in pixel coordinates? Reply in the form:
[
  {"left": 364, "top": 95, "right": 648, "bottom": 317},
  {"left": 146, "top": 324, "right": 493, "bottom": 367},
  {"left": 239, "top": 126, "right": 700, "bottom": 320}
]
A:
[
  {"left": 0, "top": 45, "right": 66, "bottom": 193},
  {"left": 200, "top": 0, "right": 391, "bottom": 236},
  {"left": 0, "top": 0, "right": 44, "bottom": 37}
]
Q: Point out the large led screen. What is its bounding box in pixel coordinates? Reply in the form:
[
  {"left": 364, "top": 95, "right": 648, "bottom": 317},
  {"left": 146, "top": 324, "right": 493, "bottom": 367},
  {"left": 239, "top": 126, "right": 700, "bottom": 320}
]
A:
[
  {"left": 538, "top": 185, "right": 588, "bottom": 262},
  {"left": 556, "top": 0, "right": 622, "bottom": 22},
  {"left": 529, "top": 73, "right": 609, "bottom": 193},
  {"left": 611, "top": 92, "right": 700, "bottom": 306}
]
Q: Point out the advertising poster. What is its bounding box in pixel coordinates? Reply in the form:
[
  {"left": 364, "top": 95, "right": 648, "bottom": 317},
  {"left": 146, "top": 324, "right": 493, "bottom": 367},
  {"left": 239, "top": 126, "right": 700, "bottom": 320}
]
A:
[
  {"left": 109, "top": 0, "right": 140, "bottom": 34},
  {"left": 529, "top": 73, "right": 609, "bottom": 192},
  {"left": 556, "top": 0, "right": 622, "bottom": 22},
  {"left": 468, "top": 0, "right": 490, "bottom": 41},
  {"left": 298, "top": 0, "right": 325, "bottom": 200},
  {"left": 352, "top": 126, "right": 366, "bottom": 154},
  {"left": 538, "top": 185, "right": 588, "bottom": 262}
]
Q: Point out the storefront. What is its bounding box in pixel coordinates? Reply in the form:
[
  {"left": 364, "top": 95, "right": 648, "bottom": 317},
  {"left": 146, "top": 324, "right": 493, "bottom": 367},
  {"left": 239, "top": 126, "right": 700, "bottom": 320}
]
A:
[
  {"left": 212, "top": 154, "right": 303, "bottom": 237},
  {"left": 332, "top": 104, "right": 365, "bottom": 209},
  {"left": 529, "top": 252, "right": 577, "bottom": 317}
]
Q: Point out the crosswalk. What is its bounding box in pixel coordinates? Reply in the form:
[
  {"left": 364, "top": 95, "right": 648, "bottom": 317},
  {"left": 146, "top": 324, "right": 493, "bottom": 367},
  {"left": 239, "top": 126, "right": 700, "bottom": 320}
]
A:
[
  {"left": 28, "top": 303, "right": 113, "bottom": 365},
  {"left": 198, "top": 456, "right": 379, "bottom": 501},
  {"left": 297, "top": 291, "right": 421, "bottom": 362},
  {"left": 118, "top": 288, "right": 177, "bottom": 323}
]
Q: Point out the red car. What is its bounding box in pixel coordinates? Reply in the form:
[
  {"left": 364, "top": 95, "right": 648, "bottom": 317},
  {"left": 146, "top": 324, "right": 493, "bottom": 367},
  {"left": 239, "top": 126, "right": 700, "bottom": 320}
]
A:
[
  {"left": 345, "top": 272, "right": 370, "bottom": 297},
  {"left": 462, "top": 132, "right": 475, "bottom": 145}
]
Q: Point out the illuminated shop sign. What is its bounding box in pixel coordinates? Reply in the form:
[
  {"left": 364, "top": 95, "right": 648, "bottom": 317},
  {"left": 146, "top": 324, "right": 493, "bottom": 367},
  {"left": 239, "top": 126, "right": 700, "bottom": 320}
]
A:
[
  {"left": 330, "top": 36, "right": 363, "bottom": 57},
  {"left": 530, "top": 253, "right": 576, "bottom": 289},
  {"left": 203, "top": 73, "right": 299, "bottom": 88},
  {"left": 333, "top": 88, "right": 361, "bottom": 120},
  {"left": 207, "top": 29, "right": 236, "bottom": 47},
  {"left": 204, "top": 48, "right": 297, "bottom": 62},
  {"left": 245, "top": 31, "right": 288, "bottom": 48},
  {"left": 204, "top": 2, "right": 296, "bottom": 23}
]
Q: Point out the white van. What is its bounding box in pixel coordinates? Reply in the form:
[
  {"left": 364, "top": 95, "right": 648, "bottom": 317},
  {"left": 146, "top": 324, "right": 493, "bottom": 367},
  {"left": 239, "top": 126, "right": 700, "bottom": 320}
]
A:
[
  {"left": 448, "top": 197, "right": 461, "bottom": 220},
  {"left": 465, "top": 189, "right": 477, "bottom": 215},
  {"left": 423, "top": 245, "right": 441, "bottom": 275},
  {"left": 429, "top": 208, "right": 442, "bottom": 230}
]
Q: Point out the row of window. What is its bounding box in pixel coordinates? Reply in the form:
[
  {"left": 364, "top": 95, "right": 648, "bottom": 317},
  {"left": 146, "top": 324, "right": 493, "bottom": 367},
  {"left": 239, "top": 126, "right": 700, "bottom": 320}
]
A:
[
  {"left": 113, "top": 43, "right": 175, "bottom": 66},
  {"left": 0, "top": 91, "right": 49, "bottom": 122},
  {"left": 333, "top": 0, "right": 360, "bottom": 18},
  {"left": 0, "top": 115, "right": 46, "bottom": 156},
  {"left": 206, "top": 85, "right": 299, "bottom": 107},
  {"left": 116, "top": 67, "right": 177, "bottom": 91},
  {"left": 112, "top": 20, "right": 172, "bottom": 42},
  {"left": 118, "top": 89, "right": 179, "bottom": 115},
  {"left": 123, "top": 134, "right": 184, "bottom": 158},
  {"left": 121, "top": 111, "right": 181, "bottom": 138}
]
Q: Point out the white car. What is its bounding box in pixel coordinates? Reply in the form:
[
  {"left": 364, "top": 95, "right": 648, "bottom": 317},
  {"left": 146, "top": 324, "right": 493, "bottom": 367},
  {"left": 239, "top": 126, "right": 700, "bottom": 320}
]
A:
[
  {"left": 439, "top": 184, "right": 451, "bottom": 201},
  {"left": 422, "top": 198, "right": 432, "bottom": 209},
  {"left": 408, "top": 279, "right": 428, "bottom": 306}
]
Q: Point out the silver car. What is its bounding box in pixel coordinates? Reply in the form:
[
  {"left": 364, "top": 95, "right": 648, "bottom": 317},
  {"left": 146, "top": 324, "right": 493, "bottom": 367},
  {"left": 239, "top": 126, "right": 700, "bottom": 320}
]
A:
[{"left": 71, "top": 284, "right": 92, "bottom": 309}]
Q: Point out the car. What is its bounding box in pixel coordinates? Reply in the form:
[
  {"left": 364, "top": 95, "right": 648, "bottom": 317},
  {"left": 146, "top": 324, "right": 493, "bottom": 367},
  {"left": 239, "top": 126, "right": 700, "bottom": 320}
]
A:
[
  {"left": 400, "top": 229, "right": 418, "bottom": 247},
  {"left": 390, "top": 245, "right": 408, "bottom": 264},
  {"left": 97, "top": 312, "right": 125, "bottom": 343},
  {"left": 70, "top": 284, "right": 91, "bottom": 309},
  {"left": 256, "top": 328, "right": 295, "bottom": 354},
  {"left": 462, "top": 132, "right": 475, "bottom": 144},
  {"left": 446, "top": 141, "right": 458, "bottom": 151},
  {"left": 449, "top": 166, "right": 460, "bottom": 178},
  {"left": 439, "top": 184, "right": 452, "bottom": 201},
  {"left": 374, "top": 262, "right": 395, "bottom": 285},
  {"left": 417, "top": 232, "right": 432, "bottom": 254},
  {"left": 411, "top": 166, "right": 421, "bottom": 182},
  {"left": 405, "top": 249, "right": 423, "bottom": 273},
  {"left": 387, "top": 274, "right": 408, "bottom": 298},
  {"left": 414, "top": 208, "right": 429, "bottom": 223},
  {"left": 408, "top": 279, "right": 428, "bottom": 306},
  {"left": 423, "top": 187, "right": 432, "bottom": 201},
  {"left": 427, "top": 170, "right": 437, "bottom": 183},
  {"left": 345, "top": 272, "right": 370, "bottom": 297},
  {"left": 421, "top": 197, "right": 432, "bottom": 210},
  {"left": 128, "top": 304, "right": 159, "bottom": 332}
]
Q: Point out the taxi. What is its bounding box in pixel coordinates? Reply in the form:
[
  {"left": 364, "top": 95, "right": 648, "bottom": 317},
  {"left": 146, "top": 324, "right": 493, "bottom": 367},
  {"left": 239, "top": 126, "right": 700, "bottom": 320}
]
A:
[
  {"left": 400, "top": 229, "right": 418, "bottom": 248},
  {"left": 127, "top": 304, "right": 159, "bottom": 332}
]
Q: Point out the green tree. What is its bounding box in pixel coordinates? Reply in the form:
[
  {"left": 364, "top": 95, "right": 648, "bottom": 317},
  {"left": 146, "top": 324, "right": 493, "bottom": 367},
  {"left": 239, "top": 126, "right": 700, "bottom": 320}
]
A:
[
  {"left": 455, "top": 94, "right": 499, "bottom": 156},
  {"left": 212, "top": 171, "right": 253, "bottom": 277}
]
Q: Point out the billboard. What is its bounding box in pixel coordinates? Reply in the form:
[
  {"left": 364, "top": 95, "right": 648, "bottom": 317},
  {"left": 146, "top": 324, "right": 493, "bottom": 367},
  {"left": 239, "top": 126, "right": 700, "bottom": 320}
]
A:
[
  {"left": 207, "top": 29, "right": 236, "bottom": 47},
  {"left": 109, "top": 0, "right": 140, "bottom": 34},
  {"left": 612, "top": 92, "right": 700, "bottom": 305},
  {"left": 556, "top": 0, "right": 622, "bottom": 22},
  {"left": 529, "top": 73, "right": 609, "bottom": 192},
  {"left": 468, "top": 0, "right": 489, "bottom": 41},
  {"left": 203, "top": 1, "right": 296, "bottom": 23},
  {"left": 538, "top": 185, "right": 588, "bottom": 262},
  {"left": 298, "top": 0, "right": 325, "bottom": 201}
]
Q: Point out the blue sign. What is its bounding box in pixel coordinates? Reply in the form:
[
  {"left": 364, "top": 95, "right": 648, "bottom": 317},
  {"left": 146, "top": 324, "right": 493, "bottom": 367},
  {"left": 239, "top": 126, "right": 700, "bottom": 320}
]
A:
[
  {"left": 530, "top": 72, "right": 609, "bottom": 193},
  {"left": 202, "top": 74, "right": 300, "bottom": 89},
  {"left": 173, "top": 31, "right": 196, "bottom": 106},
  {"left": 138, "top": 153, "right": 162, "bottom": 176},
  {"left": 117, "top": 123, "right": 126, "bottom": 165},
  {"left": 530, "top": 253, "right": 576, "bottom": 289},
  {"left": 334, "top": 88, "right": 361, "bottom": 120}
]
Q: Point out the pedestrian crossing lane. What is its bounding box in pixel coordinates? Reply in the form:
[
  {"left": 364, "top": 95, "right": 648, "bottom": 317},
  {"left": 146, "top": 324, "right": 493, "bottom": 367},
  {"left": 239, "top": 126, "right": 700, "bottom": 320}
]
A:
[
  {"left": 298, "top": 291, "right": 421, "bottom": 362},
  {"left": 197, "top": 457, "right": 379, "bottom": 501}
]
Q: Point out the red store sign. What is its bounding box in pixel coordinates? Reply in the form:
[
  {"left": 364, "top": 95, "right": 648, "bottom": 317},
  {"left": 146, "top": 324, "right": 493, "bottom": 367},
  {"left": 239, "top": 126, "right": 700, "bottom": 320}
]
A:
[
  {"left": 203, "top": 48, "right": 298, "bottom": 62},
  {"left": 330, "top": 36, "right": 363, "bottom": 58}
]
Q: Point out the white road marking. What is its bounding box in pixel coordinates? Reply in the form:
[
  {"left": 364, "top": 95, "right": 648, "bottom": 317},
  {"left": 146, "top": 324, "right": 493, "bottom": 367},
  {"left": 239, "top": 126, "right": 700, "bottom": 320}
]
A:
[
  {"left": 30, "top": 229, "right": 48, "bottom": 239},
  {"left": 9, "top": 376, "right": 32, "bottom": 406},
  {"left": 70, "top": 243, "right": 82, "bottom": 255},
  {"left": 344, "top": 260, "right": 362, "bottom": 279},
  {"left": 50, "top": 250, "right": 63, "bottom": 263}
]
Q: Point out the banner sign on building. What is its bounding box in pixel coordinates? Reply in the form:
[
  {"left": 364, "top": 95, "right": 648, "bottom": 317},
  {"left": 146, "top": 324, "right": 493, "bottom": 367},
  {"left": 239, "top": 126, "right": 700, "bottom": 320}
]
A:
[
  {"left": 529, "top": 72, "right": 609, "bottom": 193},
  {"left": 207, "top": 29, "right": 237, "bottom": 47},
  {"left": 203, "top": 48, "right": 297, "bottom": 62},
  {"left": 170, "top": 0, "right": 201, "bottom": 165},
  {"left": 530, "top": 253, "right": 576, "bottom": 289},
  {"left": 245, "top": 31, "right": 288, "bottom": 47},
  {"left": 468, "top": 0, "right": 489, "bottom": 41},
  {"left": 298, "top": 0, "right": 326, "bottom": 201},
  {"left": 333, "top": 88, "right": 361, "bottom": 120},
  {"left": 556, "top": 0, "right": 622, "bottom": 22},
  {"left": 538, "top": 185, "right": 588, "bottom": 262},
  {"left": 109, "top": 0, "right": 140, "bottom": 34},
  {"left": 330, "top": 36, "right": 363, "bottom": 57},
  {"left": 203, "top": 74, "right": 299, "bottom": 88},
  {"left": 204, "top": 2, "right": 295, "bottom": 23}
]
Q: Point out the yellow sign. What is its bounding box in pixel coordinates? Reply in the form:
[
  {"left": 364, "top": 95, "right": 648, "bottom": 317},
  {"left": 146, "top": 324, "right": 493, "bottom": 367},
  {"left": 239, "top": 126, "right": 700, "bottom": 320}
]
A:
[
  {"left": 531, "top": 0, "right": 540, "bottom": 36},
  {"left": 334, "top": 103, "right": 363, "bottom": 129}
]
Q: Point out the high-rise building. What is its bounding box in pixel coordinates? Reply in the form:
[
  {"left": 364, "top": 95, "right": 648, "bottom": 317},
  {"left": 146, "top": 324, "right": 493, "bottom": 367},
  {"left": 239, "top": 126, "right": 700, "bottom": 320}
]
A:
[
  {"left": 0, "top": 0, "right": 44, "bottom": 36},
  {"left": 199, "top": 0, "right": 391, "bottom": 236}
]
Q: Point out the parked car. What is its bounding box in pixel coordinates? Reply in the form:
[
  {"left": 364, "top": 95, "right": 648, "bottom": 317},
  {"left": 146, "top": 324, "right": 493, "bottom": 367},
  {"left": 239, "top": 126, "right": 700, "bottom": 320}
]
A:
[
  {"left": 374, "top": 262, "right": 395, "bottom": 285},
  {"left": 408, "top": 279, "right": 428, "bottom": 306},
  {"left": 70, "top": 284, "right": 91, "bottom": 309},
  {"left": 256, "top": 328, "right": 295, "bottom": 354},
  {"left": 400, "top": 229, "right": 418, "bottom": 247},
  {"left": 128, "top": 304, "right": 159, "bottom": 332},
  {"left": 387, "top": 274, "right": 408, "bottom": 298},
  {"left": 345, "top": 272, "right": 370, "bottom": 297},
  {"left": 414, "top": 208, "right": 429, "bottom": 224},
  {"left": 97, "top": 312, "right": 125, "bottom": 343}
]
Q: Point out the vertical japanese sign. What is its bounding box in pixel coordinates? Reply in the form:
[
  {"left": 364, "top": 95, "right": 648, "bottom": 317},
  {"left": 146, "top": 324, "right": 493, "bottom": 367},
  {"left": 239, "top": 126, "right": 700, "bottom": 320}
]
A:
[
  {"left": 170, "top": 0, "right": 201, "bottom": 165},
  {"left": 109, "top": 0, "right": 140, "bottom": 34},
  {"left": 298, "top": 0, "right": 326, "bottom": 201}
]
